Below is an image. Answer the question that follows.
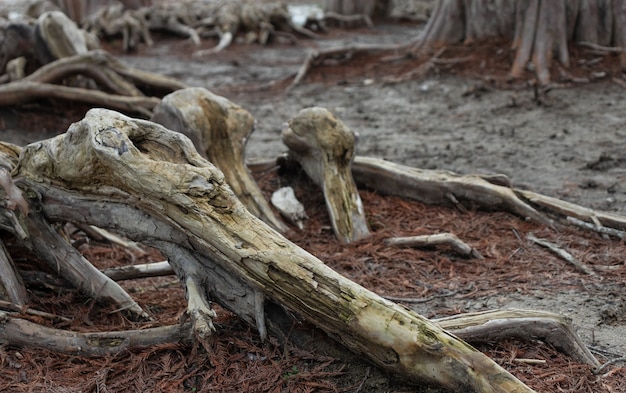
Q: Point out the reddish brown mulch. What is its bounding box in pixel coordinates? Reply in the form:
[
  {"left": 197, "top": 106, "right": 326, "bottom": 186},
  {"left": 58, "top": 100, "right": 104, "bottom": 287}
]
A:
[{"left": 0, "top": 166, "right": 624, "bottom": 393}]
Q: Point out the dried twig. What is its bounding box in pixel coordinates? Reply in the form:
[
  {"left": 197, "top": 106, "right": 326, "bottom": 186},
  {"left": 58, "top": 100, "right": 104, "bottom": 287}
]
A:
[
  {"left": 566, "top": 216, "right": 625, "bottom": 239},
  {"left": 385, "top": 232, "right": 483, "bottom": 259},
  {"left": 102, "top": 261, "right": 174, "bottom": 281},
  {"left": 0, "top": 300, "right": 71, "bottom": 322},
  {"left": 288, "top": 43, "right": 411, "bottom": 91},
  {"left": 526, "top": 234, "right": 596, "bottom": 276},
  {"left": 578, "top": 41, "right": 624, "bottom": 53}
]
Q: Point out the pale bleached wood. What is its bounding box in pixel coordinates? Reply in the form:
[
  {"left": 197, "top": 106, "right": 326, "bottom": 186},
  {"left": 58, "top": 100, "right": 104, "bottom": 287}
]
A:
[
  {"left": 282, "top": 107, "right": 371, "bottom": 243},
  {"left": 435, "top": 308, "right": 600, "bottom": 368},
  {"left": 11, "top": 109, "right": 535, "bottom": 392},
  {"left": 151, "top": 88, "right": 288, "bottom": 232},
  {"left": 0, "top": 311, "right": 190, "bottom": 357}
]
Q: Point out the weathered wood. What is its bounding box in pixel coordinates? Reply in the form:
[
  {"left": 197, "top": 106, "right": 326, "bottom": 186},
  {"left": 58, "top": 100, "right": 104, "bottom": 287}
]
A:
[
  {"left": 0, "top": 311, "right": 190, "bottom": 357},
  {"left": 151, "top": 87, "right": 288, "bottom": 232},
  {"left": 351, "top": 156, "right": 554, "bottom": 227},
  {"left": 282, "top": 107, "right": 371, "bottom": 243},
  {"left": 102, "top": 260, "right": 172, "bottom": 281},
  {"left": 271, "top": 186, "right": 308, "bottom": 230},
  {"left": 385, "top": 232, "right": 484, "bottom": 259},
  {"left": 0, "top": 240, "right": 28, "bottom": 307},
  {"left": 0, "top": 80, "right": 159, "bottom": 117},
  {"left": 10, "top": 109, "right": 535, "bottom": 392},
  {"left": 435, "top": 308, "right": 600, "bottom": 368}
]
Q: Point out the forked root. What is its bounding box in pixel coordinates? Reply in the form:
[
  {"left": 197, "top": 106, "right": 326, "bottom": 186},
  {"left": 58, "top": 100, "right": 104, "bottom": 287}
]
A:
[{"left": 185, "top": 275, "right": 216, "bottom": 338}]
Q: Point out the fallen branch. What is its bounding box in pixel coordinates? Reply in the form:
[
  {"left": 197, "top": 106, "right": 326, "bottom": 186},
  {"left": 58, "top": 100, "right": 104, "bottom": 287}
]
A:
[
  {"left": 526, "top": 233, "right": 597, "bottom": 276},
  {"left": 0, "top": 81, "right": 159, "bottom": 117},
  {"left": 0, "top": 311, "right": 191, "bottom": 357},
  {"left": 102, "top": 261, "right": 173, "bottom": 281},
  {"left": 566, "top": 216, "right": 626, "bottom": 239},
  {"left": 288, "top": 43, "right": 411, "bottom": 91},
  {"left": 434, "top": 308, "right": 600, "bottom": 368},
  {"left": 0, "top": 300, "right": 71, "bottom": 322},
  {"left": 384, "top": 232, "right": 484, "bottom": 259}
]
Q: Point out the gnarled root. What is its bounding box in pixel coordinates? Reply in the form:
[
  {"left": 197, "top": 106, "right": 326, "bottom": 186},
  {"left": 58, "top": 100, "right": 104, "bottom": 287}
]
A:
[{"left": 282, "top": 107, "right": 370, "bottom": 243}]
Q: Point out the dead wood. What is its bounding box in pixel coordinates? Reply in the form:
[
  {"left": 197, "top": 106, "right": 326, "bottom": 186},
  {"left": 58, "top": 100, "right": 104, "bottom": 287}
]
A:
[
  {"left": 0, "top": 240, "right": 28, "bottom": 307},
  {"left": 2, "top": 109, "right": 537, "bottom": 392},
  {"left": 282, "top": 107, "right": 371, "bottom": 243},
  {"left": 270, "top": 186, "right": 308, "bottom": 230},
  {"left": 0, "top": 311, "right": 191, "bottom": 357},
  {"left": 351, "top": 156, "right": 555, "bottom": 227},
  {"left": 0, "top": 50, "right": 186, "bottom": 117},
  {"left": 433, "top": 309, "right": 601, "bottom": 368},
  {"left": 0, "top": 300, "right": 71, "bottom": 322},
  {"left": 102, "top": 260, "right": 172, "bottom": 281},
  {"left": 526, "top": 233, "right": 597, "bottom": 276},
  {"left": 385, "top": 232, "right": 484, "bottom": 259},
  {"left": 151, "top": 88, "right": 288, "bottom": 232}
]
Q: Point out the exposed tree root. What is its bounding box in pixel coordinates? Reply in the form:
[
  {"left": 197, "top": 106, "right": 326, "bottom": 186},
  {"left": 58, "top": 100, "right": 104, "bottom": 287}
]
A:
[
  {"left": 0, "top": 311, "right": 191, "bottom": 357},
  {"left": 5, "top": 101, "right": 626, "bottom": 390},
  {"left": 385, "top": 233, "right": 484, "bottom": 259}
]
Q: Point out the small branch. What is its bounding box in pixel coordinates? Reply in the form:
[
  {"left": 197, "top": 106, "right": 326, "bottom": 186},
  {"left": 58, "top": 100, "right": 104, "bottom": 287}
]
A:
[
  {"left": 102, "top": 260, "right": 174, "bottom": 281},
  {"left": 385, "top": 233, "right": 483, "bottom": 259},
  {"left": 287, "top": 43, "right": 411, "bottom": 91},
  {"left": 566, "top": 216, "right": 625, "bottom": 239},
  {"left": 0, "top": 300, "right": 71, "bottom": 322},
  {"left": 0, "top": 311, "right": 191, "bottom": 357},
  {"left": 578, "top": 41, "right": 624, "bottom": 53},
  {"left": 526, "top": 234, "right": 596, "bottom": 276},
  {"left": 593, "top": 356, "right": 626, "bottom": 375}
]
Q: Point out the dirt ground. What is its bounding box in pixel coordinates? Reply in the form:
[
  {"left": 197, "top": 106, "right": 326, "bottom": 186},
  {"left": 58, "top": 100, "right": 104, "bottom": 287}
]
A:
[{"left": 1, "top": 7, "right": 626, "bottom": 393}]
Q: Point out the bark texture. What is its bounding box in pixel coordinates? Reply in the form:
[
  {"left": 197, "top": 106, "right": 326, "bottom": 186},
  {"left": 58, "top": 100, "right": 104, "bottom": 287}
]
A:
[
  {"left": 418, "top": 0, "right": 626, "bottom": 84},
  {"left": 1, "top": 109, "right": 536, "bottom": 392}
]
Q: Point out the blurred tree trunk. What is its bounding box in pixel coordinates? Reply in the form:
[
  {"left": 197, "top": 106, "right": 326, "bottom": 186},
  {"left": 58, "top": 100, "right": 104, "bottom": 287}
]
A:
[
  {"left": 418, "top": 0, "right": 626, "bottom": 84},
  {"left": 326, "top": 0, "right": 626, "bottom": 84},
  {"left": 324, "top": 0, "right": 383, "bottom": 16}
]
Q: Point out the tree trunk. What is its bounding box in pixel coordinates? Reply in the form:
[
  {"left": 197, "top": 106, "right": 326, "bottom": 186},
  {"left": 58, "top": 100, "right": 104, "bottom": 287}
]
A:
[
  {"left": 417, "top": 0, "right": 626, "bottom": 84},
  {"left": 324, "top": 0, "right": 380, "bottom": 16}
]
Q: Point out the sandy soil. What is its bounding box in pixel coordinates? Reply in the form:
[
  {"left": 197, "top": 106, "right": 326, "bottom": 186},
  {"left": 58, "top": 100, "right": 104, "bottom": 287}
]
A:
[{"left": 1, "top": 13, "right": 626, "bottom": 393}]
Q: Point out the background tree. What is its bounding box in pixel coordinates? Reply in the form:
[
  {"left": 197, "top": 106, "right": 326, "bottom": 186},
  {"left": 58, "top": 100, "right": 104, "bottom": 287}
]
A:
[{"left": 325, "top": 0, "right": 626, "bottom": 84}]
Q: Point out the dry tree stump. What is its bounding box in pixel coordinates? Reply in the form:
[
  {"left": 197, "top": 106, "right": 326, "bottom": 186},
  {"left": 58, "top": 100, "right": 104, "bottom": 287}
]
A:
[
  {"left": 150, "top": 87, "right": 288, "bottom": 233},
  {"left": 282, "top": 107, "right": 371, "bottom": 243},
  {"left": 3, "top": 104, "right": 625, "bottom": 390}
]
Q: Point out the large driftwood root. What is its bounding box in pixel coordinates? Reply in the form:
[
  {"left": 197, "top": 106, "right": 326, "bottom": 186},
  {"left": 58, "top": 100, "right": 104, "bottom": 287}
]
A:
[
  {"left": 151, "top": 87, "right": 288, "bottom": 232},
  {"left": 282, "top": 107, "right": 371, "bottom": 243},
  {"left": 4, "top": 109, "right": 536, "bottom": 392}
]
